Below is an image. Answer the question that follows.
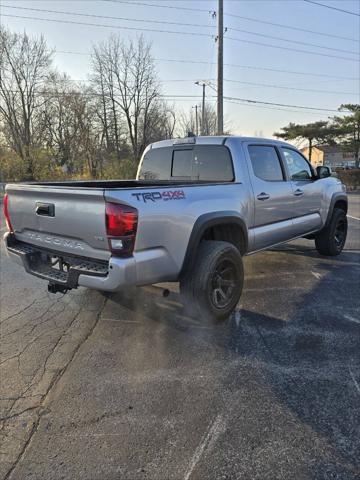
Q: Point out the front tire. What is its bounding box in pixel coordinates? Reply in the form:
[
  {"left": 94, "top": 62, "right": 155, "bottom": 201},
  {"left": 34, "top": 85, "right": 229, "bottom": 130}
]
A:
[
  {"left": 315, "top": 208, "right": 347, "bottom": 256},
  {"left": 180, "top": 241, "right": 244, "bottom": 322}
]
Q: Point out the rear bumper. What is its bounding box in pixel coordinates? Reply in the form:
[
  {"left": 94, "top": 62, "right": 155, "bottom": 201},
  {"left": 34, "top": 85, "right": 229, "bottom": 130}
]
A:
[
  {"left": 4, "top": 232, "right": 137, "bottom": 291},
  {"left": 4, "top": 233, "right": 175, "bottom": 291}
]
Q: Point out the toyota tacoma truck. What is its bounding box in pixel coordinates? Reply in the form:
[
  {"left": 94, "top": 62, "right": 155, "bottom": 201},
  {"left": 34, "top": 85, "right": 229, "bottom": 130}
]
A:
[{"left": 3, "top": 136, "right": 348, "bottom": 321}]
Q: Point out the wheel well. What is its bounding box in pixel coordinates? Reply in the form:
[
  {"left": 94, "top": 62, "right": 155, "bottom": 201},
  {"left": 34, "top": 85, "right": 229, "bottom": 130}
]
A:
[
  {"left": 334, "top": 200, "right": 347, "bottom": 214},
  {"left": 200, "top": 223, "right": 247, "bottom": 255}
]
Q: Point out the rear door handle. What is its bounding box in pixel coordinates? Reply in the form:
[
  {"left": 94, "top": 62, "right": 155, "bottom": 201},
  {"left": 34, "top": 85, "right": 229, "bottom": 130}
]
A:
[
  {"left": 294, "top": 189, "right": 304, "bottom": 196},
  {"left": 257, "top": 192, "right": 270, "bottom": 201}
]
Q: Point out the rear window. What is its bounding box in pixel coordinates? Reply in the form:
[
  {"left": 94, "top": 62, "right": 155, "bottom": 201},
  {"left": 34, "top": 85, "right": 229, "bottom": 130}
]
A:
[
  {"left": 172, "top": 150, "right": 192, "bottom": 178},
  {"left": 138, "top": 145, "right": 234, "bottom": 182}
]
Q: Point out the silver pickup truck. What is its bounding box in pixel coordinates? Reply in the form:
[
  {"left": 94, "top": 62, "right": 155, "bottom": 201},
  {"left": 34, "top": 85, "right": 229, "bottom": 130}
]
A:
[{"left": 4, "top": 136, "right": 348, "bottom": 321}]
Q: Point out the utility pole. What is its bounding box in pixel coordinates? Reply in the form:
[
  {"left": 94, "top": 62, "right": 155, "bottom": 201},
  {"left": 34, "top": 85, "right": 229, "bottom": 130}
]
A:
[
  {"left": 195, "top": 81, "right": 207, "bottom": 135},
  {"left": 192, "top": 105, "right": 199, "bottom": 136},
  {"left": 217, "top": 0, "right": 224, "bottom": 135}
]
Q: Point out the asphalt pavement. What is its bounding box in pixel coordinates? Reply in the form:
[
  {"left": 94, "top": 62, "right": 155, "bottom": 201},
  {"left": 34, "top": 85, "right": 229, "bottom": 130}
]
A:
[{"left": 1, "top": 195, "right": 359, "bottom": 480}]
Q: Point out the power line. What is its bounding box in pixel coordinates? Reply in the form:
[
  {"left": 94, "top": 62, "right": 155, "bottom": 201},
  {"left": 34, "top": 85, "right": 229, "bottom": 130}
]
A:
[
  {"left": 1, "top": 14, "right": 214, "bottom": 39},
  {"left": 163, "top": 96, "right": 333, "bottom": 116},
  {"left": 59, "top": 78, "right": 213, "bottom": 84},
  {"left": 10, "top": 6, "right": 355, "bottom": 64},
  {"left": 53, "top": 50, "right": 359, "bottom": 81},
  {"left": 225, "top": 12, "right": 359, "bottom": 43},
  {"left": 102, "top": 0, "right": 214, "bottom": 14},
  {"left": 223, "top": 79, "right": 358, "bottom": 96},
  {"left": 303, "top": 0, "right": 360, "bottom": 17},
  {"left": 215, "top": 62, "right": 359, "bottom": 81},
  {"left": 64, "top": 76, "right": 358, "bottom": 95},
  {"left": 3, "top": 14, "right": 357, "bottom": 63},
  {"left": 225, "top": 36, "right": 358, "bottom": 62},
  {"left": 144, "top": 59, "right": 360, "bottom": 81},
  {"left": 5, "top": 3, "right": 354, "bottom": 55},
  {"left": 163, "top": 78, "right": 359, "bottom": 96},
  {"left": 222, "top": 95, "right": 341, "bottom": 112},
  {"left": 227, "top": 27, "right": 358, "bottom": 55},
  {"left": 106, "top": 0, "right": 359, "bottom": 43},
  {"left": 6, "top": 89, "right": 342, "bottom": 113},
  {"left": 161, "top": 95, "right": 342, "bottom": 112},
  {"left": 161, "top": 96, "right": 336, "bottom": 117},
  {"left": 1, "top": 4, "right": 216, "bottom": 30},
  {"left": 223, "top": 98, "right": 332, "bottom": 116}
]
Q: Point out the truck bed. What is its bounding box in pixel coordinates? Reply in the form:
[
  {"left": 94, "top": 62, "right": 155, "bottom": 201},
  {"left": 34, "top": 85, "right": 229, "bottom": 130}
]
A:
[{"left": 5, "top": 179, "right": 239, "bottom": 264}]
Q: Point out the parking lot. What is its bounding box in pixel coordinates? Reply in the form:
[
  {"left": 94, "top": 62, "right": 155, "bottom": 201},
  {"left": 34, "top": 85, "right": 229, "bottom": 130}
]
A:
[{"left": 1, "top": 194, "right": 359, "bottom": 480}]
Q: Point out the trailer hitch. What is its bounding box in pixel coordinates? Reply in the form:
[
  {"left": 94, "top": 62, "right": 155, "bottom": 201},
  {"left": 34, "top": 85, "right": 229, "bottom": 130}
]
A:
[{"left": 48, "top": 283, "right": 70, "bottom": 294}]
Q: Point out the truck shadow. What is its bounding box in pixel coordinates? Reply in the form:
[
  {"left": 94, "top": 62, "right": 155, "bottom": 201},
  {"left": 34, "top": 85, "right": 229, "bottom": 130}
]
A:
[
  {"left": 105, "top": 248, "right": 360, "bottom": 478},
  {"left": 270, "top": 243, "right": 360, "bottom": 262}
]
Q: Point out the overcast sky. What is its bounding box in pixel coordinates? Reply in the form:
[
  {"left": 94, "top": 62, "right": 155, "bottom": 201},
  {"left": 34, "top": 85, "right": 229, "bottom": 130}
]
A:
[{"left": 1, "top": 0, "right": 359, "bottom": 140}]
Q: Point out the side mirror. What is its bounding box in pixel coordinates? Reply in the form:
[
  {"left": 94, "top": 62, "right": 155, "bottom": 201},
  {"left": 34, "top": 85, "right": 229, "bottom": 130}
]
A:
[{"left": 316, "top": 166, "right": 331, "bottom": 179}]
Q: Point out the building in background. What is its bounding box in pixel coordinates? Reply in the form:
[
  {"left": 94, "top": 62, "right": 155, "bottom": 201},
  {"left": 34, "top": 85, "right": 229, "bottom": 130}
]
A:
[{"left": 301, "top": 145, "right": 356, "bottom": 169}]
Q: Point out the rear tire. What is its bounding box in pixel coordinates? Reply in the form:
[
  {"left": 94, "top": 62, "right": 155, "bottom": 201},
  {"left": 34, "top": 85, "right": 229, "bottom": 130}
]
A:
[
  {"left": 180, "top": 241, "right": 244, "bottom": 322},
  {"left": 315, "top": 208, "right": 347, "bottom": 256}
]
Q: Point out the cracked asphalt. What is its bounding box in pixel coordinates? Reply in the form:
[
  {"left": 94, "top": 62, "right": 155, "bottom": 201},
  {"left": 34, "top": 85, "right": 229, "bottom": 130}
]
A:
[{"left": 1, "top": 194, "right": 359, "bottom": 480}]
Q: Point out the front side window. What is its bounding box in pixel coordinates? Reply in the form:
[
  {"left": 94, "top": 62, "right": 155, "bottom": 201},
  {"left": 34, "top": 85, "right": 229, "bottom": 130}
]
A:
[
  {"left": 248, "top": 145, "right": 284, "bottom": 181},
  {"left": 282, "top": 148, "right": 313, "bottom": 180}
]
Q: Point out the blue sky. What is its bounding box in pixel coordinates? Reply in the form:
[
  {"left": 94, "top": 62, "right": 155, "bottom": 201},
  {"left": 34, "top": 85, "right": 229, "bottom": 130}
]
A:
[{"left": 1, "top": 0, "right": 359, "bottom": 140}]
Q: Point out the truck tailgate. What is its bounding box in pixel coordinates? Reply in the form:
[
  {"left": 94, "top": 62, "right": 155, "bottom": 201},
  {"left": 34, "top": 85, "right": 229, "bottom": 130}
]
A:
[{"left": 6, "top": 184, "right": 110, "bottom": 261}]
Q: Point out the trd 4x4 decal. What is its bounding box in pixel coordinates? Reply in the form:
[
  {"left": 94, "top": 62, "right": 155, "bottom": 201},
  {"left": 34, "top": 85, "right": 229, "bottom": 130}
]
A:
[{"left": 132, "top": 190, "right": 186, "bottom": 203}]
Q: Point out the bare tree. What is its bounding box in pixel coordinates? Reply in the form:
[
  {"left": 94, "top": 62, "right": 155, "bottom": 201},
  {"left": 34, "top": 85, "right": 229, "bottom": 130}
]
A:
[
  {"left": 90, "top": 46, "right": 125, "bottom": 159},
  {"left": 176, "top": 103, "right": 218, "bottom": 137},
  {"left": 40, "top": 74, "right": 109, "bottom": 178},
  {"left": 200, "top": 103, "right": 217, "bottom": 136},
  {"left": 40, "top": 73, "right": 85, "bottom": 173},
  {"left": 176, "top": 108, "right": 197, "bottom": 138},
  {"left": 0, "top": 28, "right": 52, "bottom": 179},
  {"left": 144, "top": 101, "right": 176, "bottom": 143},
  {"left": 90, "top": 35, "right": 162, "bottom": 162}
]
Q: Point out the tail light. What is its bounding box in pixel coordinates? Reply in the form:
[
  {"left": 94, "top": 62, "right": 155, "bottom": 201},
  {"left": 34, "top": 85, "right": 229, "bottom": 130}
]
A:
[
  {"left": 3, "top": 194, "right": 13, "bottom": 232},
  {"left": 105, "top": 202, "right": 138, "bottom": 257}
]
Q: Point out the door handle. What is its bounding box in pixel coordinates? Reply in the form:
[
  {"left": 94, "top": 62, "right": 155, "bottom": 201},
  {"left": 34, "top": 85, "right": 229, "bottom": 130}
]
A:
[
  {"left": 257, "top": 192, "right": 270, "bottom": 201},
  {"left": 294, "top": 189, "right": 304, "bottom": 196},
  {"left": 36, "top": 202, "right": 55, "bottom": 217}
]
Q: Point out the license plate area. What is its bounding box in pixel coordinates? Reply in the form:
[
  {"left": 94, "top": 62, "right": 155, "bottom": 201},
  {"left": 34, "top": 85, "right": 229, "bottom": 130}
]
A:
[
  {"left": 7, "top": 236, "right": 108, "bottom": 288},
  {"left": 31, "top": 253, "right": 70, "bottom": 283}
]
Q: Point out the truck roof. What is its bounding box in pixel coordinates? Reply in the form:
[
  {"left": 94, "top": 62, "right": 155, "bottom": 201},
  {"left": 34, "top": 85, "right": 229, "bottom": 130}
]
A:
[{"left": 150, "top": 136, "right": 293, "bottom": 149}]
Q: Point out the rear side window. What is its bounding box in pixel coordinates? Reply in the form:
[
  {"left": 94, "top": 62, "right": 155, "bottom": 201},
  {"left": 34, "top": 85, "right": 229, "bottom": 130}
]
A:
[
  {"left": 248, "top": 145, "right": 284, "bottom": 181},
  {"left": 138, "top": 147, "right": 171, "bottom": 180},
  {"left": 138, "top": 145, "right": 234, "bottom": 182},
  {"left": 194, "top": 145, "right": 234, "bottom": 181}
]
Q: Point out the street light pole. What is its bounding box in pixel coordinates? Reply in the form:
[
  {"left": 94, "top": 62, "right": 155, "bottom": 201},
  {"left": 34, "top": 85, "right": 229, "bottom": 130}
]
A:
[
  {"left": 195, "top": 81, "right": 207, "bottom": 136},
  {"left": 192, "top": 105, "right": 199, "bottom": 136}
]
